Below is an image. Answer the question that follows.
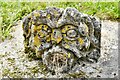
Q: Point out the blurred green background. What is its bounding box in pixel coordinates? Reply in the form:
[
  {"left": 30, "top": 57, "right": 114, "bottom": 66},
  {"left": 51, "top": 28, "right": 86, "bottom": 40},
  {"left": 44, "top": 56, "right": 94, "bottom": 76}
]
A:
[{"left": 0, "top": 2, "right": 119, "bottom": 41}]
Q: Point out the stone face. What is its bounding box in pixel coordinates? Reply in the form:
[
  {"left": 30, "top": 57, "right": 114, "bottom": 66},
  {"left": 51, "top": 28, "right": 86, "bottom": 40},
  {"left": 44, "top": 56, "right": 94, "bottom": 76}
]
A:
[{"left": 22, "top": 7, "right": 101, "bottom": 73}]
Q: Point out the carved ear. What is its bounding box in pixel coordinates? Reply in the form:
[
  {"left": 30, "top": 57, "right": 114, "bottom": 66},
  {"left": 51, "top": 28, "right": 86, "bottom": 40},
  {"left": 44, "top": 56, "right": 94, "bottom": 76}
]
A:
[
  {"left": 90, "top": 17, "right": 101, "bottom": 47},
  {"left": 22, "top": 14, "right": 32, "bottom": 39},
  {"left": 86, "top": 49, "right": 100, "bottom": 63},
  {"left": 22, "top": 14, "right": 32, "bottom": 54},
  {"left": 78, "top": 22, "right": 89, "bottom": 36},
  {"left": 81, "top": 15, "right": 101, "bottom": 47},
  {"left": 81, "top": 15, "right": 95, "bottom": 37}
]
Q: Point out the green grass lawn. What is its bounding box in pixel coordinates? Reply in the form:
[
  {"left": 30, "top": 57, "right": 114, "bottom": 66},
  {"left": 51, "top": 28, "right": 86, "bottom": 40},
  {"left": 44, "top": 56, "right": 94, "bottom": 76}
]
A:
[{"left": 0, "top": 2, "right": 119, "bottom": 41}]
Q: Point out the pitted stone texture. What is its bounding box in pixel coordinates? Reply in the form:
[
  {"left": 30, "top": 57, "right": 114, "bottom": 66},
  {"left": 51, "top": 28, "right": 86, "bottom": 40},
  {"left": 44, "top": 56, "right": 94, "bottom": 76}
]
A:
[
  {"left": 22, "top": 7, "right": 101, "bottom": 73},
  {"left": 0, "top": 20, "right": 118, "bottom": 78}
]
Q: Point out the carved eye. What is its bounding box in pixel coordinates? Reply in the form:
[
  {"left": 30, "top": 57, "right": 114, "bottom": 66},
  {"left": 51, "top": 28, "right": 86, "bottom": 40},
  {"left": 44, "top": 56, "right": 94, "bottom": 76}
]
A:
[
  {"left": 37, "top": 30, "right": 48, "bottom": 38},
  {"left": 66, "top": 29, "right": 77, "bottom": 38},
  {"left": 62, "top": 25, "right": 79, "bottom": 40},
  {"left": 34, "top": 24, "right": 51, "bottom": 38}
]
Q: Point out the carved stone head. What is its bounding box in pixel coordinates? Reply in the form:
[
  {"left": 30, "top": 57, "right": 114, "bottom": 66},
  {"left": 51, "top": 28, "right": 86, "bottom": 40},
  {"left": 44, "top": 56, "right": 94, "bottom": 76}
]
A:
[{"left": 22, "top": 7, "right": 101, "bottom": 72}]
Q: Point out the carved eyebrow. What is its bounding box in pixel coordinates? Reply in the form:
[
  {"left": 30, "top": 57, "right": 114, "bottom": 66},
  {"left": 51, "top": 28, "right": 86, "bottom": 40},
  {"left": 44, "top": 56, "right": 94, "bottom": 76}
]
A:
[{"left": 60, "top": 24, "right": 78, "bottom": 30}]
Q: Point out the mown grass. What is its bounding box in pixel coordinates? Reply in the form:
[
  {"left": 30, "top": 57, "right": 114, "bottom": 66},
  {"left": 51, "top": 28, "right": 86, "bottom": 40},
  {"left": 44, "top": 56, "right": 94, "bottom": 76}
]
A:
[{"left": 0, "top": 2, "right": 119, "bottom": 41}]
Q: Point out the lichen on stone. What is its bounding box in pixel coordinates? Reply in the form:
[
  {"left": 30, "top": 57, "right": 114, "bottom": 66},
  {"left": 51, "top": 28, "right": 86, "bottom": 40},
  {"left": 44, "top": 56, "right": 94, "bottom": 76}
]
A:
[{"left": 22, "top": 7, "right": 101, "bottom": 74}]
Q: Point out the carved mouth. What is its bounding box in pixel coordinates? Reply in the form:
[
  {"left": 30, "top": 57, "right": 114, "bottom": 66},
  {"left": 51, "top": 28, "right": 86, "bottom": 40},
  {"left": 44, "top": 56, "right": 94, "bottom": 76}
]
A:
[{"left": 42, "top": 45, "right": 73, "bottom": 72}]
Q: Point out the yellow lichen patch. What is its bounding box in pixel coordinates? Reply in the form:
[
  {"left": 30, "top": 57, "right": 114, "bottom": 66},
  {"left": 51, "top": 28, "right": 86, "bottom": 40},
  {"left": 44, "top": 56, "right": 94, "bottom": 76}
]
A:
[
  {"left": 65, "top": 44, "right": 70, "bottom": 48},
  {"left": 22, "top": 25, "right": 24, "bottom": 29},
  {"left": 61, "top": 28, "right": 66, "bottom": 33},
  {"left": 36, "top": 25, "right": 42, "bottom": 30},
  {"left": 33, "top": 11, "right": 40, "bottom": 17},
  {"left": 51, "top": 30, "right": 55, "bottom": 41},
  {"left": 28, "top": 21, "right": 31, "bottom": 26},
  {"left": 33, "top": 25, "right": 39, "bottom": 32},
  {"left": 36, "top": 50, "right": 42, "bottom": 58},
  {"left": 63, "top": 34, "right": 66, "bottom": 37},
  {"left": 42, "top": 25, "right": 48, "bottom": 31},
  {"left": 78, "top": 38, "right": 84, "bottom": 45},
  {"left": 63, "top": 53, "right": 67, "bottom": 58},
  {"left": 51, "top": 33, "right": 62, "bottom": 43},
  {"left": 35, "top": 25, "right": 49, "bottom": 31},
  {"left": 64, "top": 38, "right": 75, "bottom": 44},
  {"left": 61, "top": 26, "right": 69, "bottom": 33},
  {"left": 33, "top": 25, "right": 50, "bottom": 38},
  {"left": 37, "top": 31, "right": 46, "bottom": 37},
  {"left": 51, "top": 29, "right": 62, "bottom": 43},
  {"left": 62, "top": 25, "right": 75, "bottom": 33},
  {"left": 46, "top": 36, "right": 51, "bottom": 42},
  {"left": 34, "top": 35, "right": 41, "bottom": 46},
  {"left": 67, "top": 52, "right": 71, "bottom": 58},
  {"left": 64, "top": 38, "right": 70, "bottom": 43},
  {"left": 56, "top": 36, "right": 62, "bottom": 43},
  {"left": 47, "top": 14, "right": 51, "bottom": 19}
]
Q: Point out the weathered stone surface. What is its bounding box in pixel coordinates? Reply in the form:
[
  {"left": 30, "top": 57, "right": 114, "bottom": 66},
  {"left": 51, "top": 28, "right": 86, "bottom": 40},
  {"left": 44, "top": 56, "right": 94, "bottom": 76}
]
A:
[
  {"left": 22, "top": 7, "right": 101, "bottom": 73},
  {"left": 0, "top": 20, "right": 118, "bottom": 78}
]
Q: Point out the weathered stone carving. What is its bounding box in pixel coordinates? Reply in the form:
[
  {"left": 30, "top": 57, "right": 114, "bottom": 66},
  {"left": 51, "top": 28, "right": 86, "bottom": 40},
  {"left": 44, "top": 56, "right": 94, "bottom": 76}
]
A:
[{"left": 22, "top": 7, "right": 101, "bottom": 73}]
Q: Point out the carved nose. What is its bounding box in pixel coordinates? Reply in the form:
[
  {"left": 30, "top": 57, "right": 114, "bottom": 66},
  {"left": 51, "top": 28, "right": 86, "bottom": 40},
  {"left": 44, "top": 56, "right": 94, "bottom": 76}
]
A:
[{"left": 51, "top": 29, "right": 62, "bottom": 44}]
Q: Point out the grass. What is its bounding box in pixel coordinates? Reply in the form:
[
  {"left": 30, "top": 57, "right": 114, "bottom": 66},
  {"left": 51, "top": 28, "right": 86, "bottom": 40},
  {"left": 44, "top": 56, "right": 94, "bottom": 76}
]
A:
[{"left": 0, "top": 2, "right": 119, "bottom": 41}]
